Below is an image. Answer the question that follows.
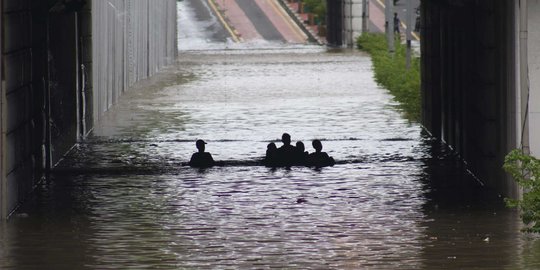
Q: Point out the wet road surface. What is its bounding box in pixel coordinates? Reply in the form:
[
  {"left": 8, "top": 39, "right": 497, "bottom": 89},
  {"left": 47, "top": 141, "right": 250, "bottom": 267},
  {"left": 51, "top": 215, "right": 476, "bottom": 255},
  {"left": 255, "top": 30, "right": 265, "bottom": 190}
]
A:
[
  {"left": 235, "top": 0, "right": 284, "bottom": 41},
  {"left": 1, "top": 1, "right": 540, "bottom": 269}
]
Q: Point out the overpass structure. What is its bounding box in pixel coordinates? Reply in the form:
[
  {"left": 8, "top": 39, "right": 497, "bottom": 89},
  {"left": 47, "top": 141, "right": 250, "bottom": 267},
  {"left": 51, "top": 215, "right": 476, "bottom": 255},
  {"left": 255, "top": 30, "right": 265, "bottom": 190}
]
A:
[
  {"left": 0, "top": 0, "right": 177, "bottom": 219},
  {"left": 420, "top": 0, "right": 538, "bottom": 198},
  {"left": 1, "top": 0, "right": 540, "bottom": 220}
]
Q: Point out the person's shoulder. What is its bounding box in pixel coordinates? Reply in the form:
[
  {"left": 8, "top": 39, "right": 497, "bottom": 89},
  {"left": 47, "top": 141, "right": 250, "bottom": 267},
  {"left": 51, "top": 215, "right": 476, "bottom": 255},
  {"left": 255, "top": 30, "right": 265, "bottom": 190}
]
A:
[{"left": 189, "top": 152, "right": 215, "bottom": 167}]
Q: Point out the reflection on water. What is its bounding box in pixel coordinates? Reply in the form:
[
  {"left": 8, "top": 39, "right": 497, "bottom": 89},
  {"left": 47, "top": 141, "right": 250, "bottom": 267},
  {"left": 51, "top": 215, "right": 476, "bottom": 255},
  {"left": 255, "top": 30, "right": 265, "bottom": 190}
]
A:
[
  {"left": 0, "top": 2, "right": 535, "bottom": 269},
  {"left": 0, "top": 46, "right": 537, "bottom": 269}
]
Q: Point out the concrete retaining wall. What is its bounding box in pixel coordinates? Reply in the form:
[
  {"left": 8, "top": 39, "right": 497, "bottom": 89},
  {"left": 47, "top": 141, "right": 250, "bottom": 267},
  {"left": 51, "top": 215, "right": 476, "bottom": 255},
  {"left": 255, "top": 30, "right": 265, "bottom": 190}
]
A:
[
  {"left": 421, "top": 0, "right": 518, "bottom": 196},
  {"left": 92, "top": 0, "right": 177, "bottom": 124},
  {"left": 0, "top": 0, "right": 52, "bottom": 219},
  {"left": 0, "top": 0, "right": 177, "bottom": 219},
  {"left": 528, "top": 0, "right": 540, "bottom": 157}
]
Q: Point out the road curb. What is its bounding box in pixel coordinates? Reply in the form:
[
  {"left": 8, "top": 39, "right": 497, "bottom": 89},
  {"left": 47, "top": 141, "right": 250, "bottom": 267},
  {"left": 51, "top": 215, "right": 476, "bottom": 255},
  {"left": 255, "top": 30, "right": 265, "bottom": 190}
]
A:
[{"left": 207, "top": 0, "right": 243, "bottom": 42}]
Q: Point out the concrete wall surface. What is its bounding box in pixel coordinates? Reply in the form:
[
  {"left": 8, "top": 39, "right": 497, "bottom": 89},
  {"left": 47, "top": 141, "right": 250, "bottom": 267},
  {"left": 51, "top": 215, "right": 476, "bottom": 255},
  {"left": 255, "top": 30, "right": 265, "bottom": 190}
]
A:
[
  {"left": 0, "top": 0, "right": 177, "bottom": 219},
  {"left": 342, "top": 0, "right": 364, "bottom": 47},
  {"left": 528, "top": 0, "right": 540, "bottom": 157},
  {"left": 421, "top": 0, "right": 518, "bottom": 196},
  {"left": 1, "top": 3, "right": 5, "bottom": 219},
  {"left": 92, "top": 0, "right": 177, "bottom": 124},
  {"left": 0, "top": 0, "right": 59, "bottom": 219}
]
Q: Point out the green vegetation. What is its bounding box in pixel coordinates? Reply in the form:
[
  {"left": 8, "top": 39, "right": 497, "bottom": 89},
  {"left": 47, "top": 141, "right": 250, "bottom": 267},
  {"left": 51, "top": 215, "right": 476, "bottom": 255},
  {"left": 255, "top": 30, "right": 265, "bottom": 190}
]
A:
[
  {"left": 504, "top": 149, "right": 540, "bottom": 233},
  {"left": 302, "top": 0, "right": 326, "bottom": 24},
  {"left": 356, "top": 33, "right": 421, "bottom": 121}
]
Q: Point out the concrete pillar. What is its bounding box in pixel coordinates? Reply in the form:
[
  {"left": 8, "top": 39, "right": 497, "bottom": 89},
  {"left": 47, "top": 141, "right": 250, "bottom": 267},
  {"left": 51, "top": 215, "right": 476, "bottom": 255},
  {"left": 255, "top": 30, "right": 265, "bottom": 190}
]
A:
[
  {"left": 342, "top": 0, "right": 364, "bottom": 47},
  {"left": 326, "top": 0, "right": 343, "bottom": 46},
  {"left": 0, "top": 2, "right": 5, "bottom": 220},
  {"left": 0, "top": 83, "right": 5, "bottom": 220},
  {"left": 527, "top": 1, "right": 540, "bottom": 157},
  {"left": 422, "top": 0, "right": 517, "bottom": 196},
  {"left": 421, "top": 0, "right": 441, "bottom": 138}
]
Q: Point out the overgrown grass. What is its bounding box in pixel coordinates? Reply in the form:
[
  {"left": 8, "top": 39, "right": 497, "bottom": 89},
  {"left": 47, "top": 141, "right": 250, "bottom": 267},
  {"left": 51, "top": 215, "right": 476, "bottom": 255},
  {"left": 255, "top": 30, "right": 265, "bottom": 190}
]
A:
[
  {"left": 504, "top": 149, "right": 540, "bottom": 233},
  {"left": 356, "top": 33, "right": 421, "bottom": 121}
]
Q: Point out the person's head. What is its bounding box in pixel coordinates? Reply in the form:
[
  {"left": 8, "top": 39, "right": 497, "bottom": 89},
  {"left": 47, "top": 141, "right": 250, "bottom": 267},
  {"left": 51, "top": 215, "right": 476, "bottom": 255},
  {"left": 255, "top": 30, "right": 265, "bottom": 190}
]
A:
[
  {"left": 196, "top": 139, "right": 206, "bottom": 152},
  {"left": 394, "top": 12, "right": 398, "bottom": 17},
  {"left": 296, "top": 141, "right": 305, "bottom": 152},
  {"left": 312, "top": 139, "right": 322, "bottom": 152},
  {"left": 267, "top": 142, "right": 277, "bottom": 151},
  {"left": 282, "top": 133, "right": 291, "bottom": 145}
]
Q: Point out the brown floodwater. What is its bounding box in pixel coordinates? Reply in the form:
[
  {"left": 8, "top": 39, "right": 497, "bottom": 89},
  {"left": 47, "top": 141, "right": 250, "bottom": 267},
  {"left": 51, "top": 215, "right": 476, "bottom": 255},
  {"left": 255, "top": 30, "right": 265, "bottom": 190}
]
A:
[{"left": 1, "top": 2, "right": 540, "bottom": 269}]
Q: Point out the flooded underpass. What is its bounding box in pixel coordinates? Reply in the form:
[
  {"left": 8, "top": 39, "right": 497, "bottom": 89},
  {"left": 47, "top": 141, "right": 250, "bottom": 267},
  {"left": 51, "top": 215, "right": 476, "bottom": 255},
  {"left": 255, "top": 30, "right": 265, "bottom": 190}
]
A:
[
  {"left": 2, "top": 2, "right": 540, "bottom": 269},
  {"left": 1, "top": 45, "right": 539, "bottom": 269}
]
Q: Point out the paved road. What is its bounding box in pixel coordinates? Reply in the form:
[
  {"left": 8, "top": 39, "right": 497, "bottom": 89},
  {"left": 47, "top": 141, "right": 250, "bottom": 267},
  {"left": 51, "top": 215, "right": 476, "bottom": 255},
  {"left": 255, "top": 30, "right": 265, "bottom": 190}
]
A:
[
  {"left": 236, "top": 0, "right": 285, "bottom": 41},
  {"left": 370, "top": 0, "right": 420, "bottom": 38},
  {"left": 182, "top": 0, "right": 229, "bottom": 42},
  {"left": 212, "top": 0, "right": 308, "bottom": 43}
]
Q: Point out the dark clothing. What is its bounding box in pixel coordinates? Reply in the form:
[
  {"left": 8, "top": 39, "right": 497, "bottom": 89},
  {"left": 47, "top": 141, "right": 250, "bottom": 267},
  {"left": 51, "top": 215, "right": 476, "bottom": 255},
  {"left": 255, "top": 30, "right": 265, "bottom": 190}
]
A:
[
  {"left": 264, "top": 148, "right": 279, "bottom": 167},
  {"left": 276, "top": 144, "right": 297, "bottom": 166},
  {"left": 394, "top": 17, "right": 400, "bottom": 34},
  {"left": 307, "top": 152, "right": 335, "bottom": 167},
  {"left": 189, "top": 152, "right": 215, "bottom": 168},
  {"left": 295, "top": 150, "right": 309, "bottom": 166}
]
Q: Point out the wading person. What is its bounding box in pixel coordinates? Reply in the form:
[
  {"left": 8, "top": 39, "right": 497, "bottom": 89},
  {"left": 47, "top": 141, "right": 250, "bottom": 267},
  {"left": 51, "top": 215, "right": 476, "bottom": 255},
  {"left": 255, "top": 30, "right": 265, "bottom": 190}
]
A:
[
  {"left": 393, "top": 12, "right": 401, "bottom": 38},
  {"left": 295, "top": 141, "right": 309, "bottom": 166},
  {"left": 277, "top": 133, "right": 297, "bottom": 166},
  {"left": 189, "top": 139, "right": 215, "bottom": 168},
  {"left": 264, "top": 142, "right": 278, "bottom": 167},
  {"left": 307, "top": 139, "right": 335, "bottom": 167}
]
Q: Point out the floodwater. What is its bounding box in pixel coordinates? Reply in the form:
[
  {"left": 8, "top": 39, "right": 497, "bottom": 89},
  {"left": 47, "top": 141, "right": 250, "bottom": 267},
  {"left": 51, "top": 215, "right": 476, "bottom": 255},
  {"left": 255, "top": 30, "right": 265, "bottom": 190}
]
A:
[{"left": 2, "top": 2, "right": 540, "bottom": 270}]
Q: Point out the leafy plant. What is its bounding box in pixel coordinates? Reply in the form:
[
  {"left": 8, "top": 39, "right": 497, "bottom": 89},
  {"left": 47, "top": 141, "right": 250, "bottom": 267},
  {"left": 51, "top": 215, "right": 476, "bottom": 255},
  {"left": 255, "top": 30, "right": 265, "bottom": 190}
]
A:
[
  {"left": 356, "top": 33, "right": 421, "bottom": 121},
  {"left": 302, "top": 0, "right": 326, "bottom": 24},
  {"left": 504, "top": 149, "right": 540, "bottom": 233}
]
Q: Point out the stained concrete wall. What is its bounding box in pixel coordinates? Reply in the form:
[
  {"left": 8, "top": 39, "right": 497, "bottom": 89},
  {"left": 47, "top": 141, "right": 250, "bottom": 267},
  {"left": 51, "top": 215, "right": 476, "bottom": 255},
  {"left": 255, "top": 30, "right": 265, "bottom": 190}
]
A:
[
  {"left": 0, "top": 0, "right": 177, "bottom": 219},
  {"left": 0, "top": 0, "right": 56, "bottom": 219},
  {"left": 528, "top": 0, "right": 540, "bottom": 157},
  {"left": 92, "top": 0, "right": 177, "bottom": 123},
  {"left": 0, "top": 3, "right": 4, "bottom": 219},
  {"left": 421, "top": 0, "right": 518, "bottom": 196}
]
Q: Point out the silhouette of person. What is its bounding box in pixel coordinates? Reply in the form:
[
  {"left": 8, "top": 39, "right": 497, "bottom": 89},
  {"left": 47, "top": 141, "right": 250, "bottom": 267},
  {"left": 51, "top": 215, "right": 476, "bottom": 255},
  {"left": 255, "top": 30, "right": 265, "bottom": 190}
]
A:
[
  {"left": 277, "top": 133, "right": 297, "bottom": 166},
  {"left": 393, "top": 12, "right": 401, "bottom": 36},
  {"left": 189, "top": 139, "right": 215, "bottom": 168},
  {"left": 307, "top": 139, "right": 335, "bottom": 167},
  {"left": 295, "top": 141, "right": 309, "bottom": 166},
  {"left": 264, "top": 142, "right": 278, "bottom": 167}
]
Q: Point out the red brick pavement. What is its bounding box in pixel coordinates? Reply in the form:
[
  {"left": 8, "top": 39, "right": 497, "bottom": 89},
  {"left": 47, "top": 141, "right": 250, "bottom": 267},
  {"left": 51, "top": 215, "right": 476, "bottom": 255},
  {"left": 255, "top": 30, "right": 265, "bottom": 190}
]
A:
[{"left": 213, "top": 0, "right": 308, "bottom": 43}]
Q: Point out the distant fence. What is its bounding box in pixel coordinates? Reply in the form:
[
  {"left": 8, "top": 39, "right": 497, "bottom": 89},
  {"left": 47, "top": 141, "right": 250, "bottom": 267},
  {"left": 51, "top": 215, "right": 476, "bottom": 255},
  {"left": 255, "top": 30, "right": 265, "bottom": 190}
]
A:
[{"left": 92, "top": 0, "right": 177, "bottom": 123}]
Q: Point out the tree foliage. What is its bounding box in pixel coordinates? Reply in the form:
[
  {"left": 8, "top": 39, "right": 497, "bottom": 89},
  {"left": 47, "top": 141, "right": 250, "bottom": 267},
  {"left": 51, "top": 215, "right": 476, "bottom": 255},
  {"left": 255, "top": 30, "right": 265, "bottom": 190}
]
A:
[
  {"left": 302, "top": 0, "right": 326, "bottom": 24},
  {"left": 504, "top": 149, "right": 540, "bottom": 233}
]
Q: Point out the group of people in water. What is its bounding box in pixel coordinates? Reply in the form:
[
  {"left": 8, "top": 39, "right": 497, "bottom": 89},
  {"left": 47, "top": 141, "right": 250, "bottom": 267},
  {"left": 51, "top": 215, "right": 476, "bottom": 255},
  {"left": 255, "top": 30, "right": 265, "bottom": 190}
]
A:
[{"left": 188, "top": 133, "right": 335, "bottom": 168}]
